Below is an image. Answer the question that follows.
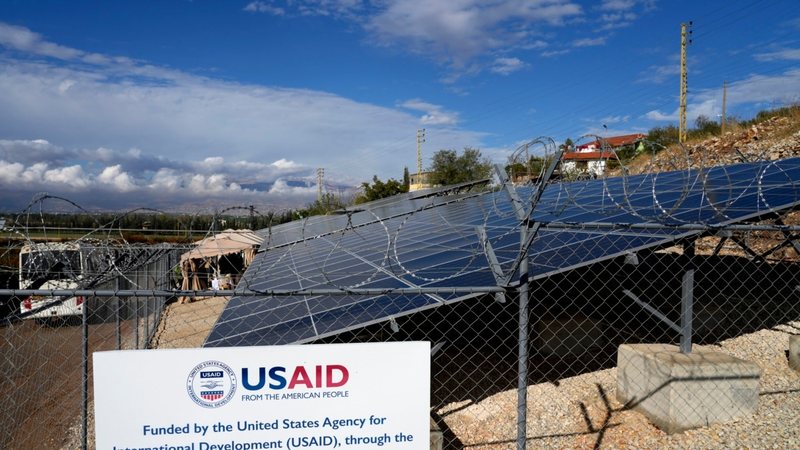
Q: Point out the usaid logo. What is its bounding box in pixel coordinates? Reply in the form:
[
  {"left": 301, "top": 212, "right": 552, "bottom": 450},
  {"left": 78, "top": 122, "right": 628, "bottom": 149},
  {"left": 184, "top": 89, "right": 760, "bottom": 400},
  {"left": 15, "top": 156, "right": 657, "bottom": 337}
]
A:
[{"left": 186, "top": 361, "right": 237, "bottom": 408}]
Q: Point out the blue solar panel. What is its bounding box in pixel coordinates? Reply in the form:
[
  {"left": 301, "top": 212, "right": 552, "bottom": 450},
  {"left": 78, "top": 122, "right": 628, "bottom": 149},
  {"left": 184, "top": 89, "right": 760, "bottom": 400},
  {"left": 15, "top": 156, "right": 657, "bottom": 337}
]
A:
[{"left": 205, "top": 158, "right": 800, "bottom": 347}]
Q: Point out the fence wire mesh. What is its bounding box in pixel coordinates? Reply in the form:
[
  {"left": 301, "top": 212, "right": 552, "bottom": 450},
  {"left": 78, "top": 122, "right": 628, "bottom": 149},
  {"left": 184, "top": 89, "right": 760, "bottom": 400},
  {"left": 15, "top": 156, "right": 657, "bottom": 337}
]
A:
[{"left": 1, "top": 148, "right": 800, "bottom": 449}]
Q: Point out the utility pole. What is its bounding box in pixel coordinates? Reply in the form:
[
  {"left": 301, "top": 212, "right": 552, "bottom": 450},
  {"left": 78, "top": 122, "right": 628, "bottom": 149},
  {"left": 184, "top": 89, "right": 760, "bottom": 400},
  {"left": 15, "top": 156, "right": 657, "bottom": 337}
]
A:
[
  {"left": 721, "top": 80, "right": 727, "bottom": 134},
  {"left": 679, "top": 21, "right": 692, "bottom": 143},
  {"left": 316, "top": 168, "right": 324, "bottom": 200},
  {"left": 416, "top": 129, "right": 426, "bottom": 177}
]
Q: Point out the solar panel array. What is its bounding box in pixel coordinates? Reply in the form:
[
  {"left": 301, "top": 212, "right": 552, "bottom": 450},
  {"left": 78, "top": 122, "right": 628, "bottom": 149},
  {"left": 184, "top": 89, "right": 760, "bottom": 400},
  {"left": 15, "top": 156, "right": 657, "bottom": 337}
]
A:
[
  {"left": 256, "top": 180, "right": 488, "bottom": 250},
  {"left": 205, "top": 158, "right": 800, "bottom": 347}
]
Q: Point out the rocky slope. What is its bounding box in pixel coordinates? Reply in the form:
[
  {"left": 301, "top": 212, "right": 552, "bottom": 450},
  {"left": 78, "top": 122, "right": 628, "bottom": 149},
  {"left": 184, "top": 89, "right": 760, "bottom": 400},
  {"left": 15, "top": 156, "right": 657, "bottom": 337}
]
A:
[{"left": 630, "top": 115, "right": 800, "bottom": 173}]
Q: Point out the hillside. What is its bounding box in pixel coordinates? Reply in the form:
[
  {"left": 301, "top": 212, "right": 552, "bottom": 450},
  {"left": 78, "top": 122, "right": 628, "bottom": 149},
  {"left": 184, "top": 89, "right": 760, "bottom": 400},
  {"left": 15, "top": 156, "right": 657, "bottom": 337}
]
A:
[
  {"left": 628, "top": 112, "right": 800, "bottom": 174},
  {"left": 624, "top": 111, "right": 800, "bottom": 261}
]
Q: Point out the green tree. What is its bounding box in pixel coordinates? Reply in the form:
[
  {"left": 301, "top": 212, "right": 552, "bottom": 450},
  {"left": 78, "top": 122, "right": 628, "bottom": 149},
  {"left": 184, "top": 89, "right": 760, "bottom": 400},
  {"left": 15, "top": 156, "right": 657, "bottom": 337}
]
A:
[
  {"left": 354, "top": 175, "right": 408, "bottom": 204},
  {"left": 646, "top": 124, "right": 680, "bottom": 150},
  {"left": 428, "top": 147, "right": 492, "bottom": 186},
  {"left": 402, "top": 166, "right": 410, "bottom": 191},
  {"left": 528, "top": 155, "right": 555, "bottom": 174},
  {"left": 559, "top": 138, "right": 574, "bottom": 152},
  {"left": 687, "top": 114, "right": 722, "bottom": 139},
  {"left": 505, "top": 161, "right": 527, "bottom": 180},
  {"left": 302, "top": 193, "right": 346, "bottom": 216}
]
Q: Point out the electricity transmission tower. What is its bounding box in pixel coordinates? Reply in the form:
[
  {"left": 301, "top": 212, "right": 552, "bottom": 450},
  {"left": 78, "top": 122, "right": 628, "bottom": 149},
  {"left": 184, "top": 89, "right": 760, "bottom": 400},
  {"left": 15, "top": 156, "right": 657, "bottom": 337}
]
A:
[
  {"left": 316, "top": 168, "right": 324, "bottom": 200},
  {"left": 679, "top": 21, "right": 692, "bottom": 143},
  {"left": 416, "top": 129, "right": 426, "bottom": 176}
]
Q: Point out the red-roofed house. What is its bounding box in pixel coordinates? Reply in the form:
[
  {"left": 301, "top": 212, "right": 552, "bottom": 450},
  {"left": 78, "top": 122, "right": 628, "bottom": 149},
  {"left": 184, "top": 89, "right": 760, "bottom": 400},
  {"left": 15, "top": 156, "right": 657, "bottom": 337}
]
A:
[{"left": 562, "top": 133, "right": 645, "bottom": 177}]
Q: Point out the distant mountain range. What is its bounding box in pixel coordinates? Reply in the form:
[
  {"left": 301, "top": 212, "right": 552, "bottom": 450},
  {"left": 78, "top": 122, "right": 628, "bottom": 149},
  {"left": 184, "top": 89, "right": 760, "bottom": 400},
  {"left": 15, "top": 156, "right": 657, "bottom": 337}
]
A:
[{"left": 239, "top": 178, "right": 354, "bottom": 193}]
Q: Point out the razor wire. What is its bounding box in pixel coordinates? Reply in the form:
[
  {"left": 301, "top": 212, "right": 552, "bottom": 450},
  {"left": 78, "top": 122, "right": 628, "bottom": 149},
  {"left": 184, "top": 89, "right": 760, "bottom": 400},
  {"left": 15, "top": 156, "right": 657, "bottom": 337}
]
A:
[
  {"left": 4, "top": 142, "right": 800, "bottom": 301},
  {"left": 0, "top": 138, "right": 800, "bottom": 449}
]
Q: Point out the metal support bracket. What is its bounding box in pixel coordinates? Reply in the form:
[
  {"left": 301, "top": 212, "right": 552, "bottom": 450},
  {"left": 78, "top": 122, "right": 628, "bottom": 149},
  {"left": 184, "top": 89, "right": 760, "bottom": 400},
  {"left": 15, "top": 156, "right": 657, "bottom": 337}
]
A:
[
  {"left": 495, "top": 164, "right": 527, "bottom": 221},
  {"left": 477, "top": 226, "right": 510, "bottom": 300},
  {"left": 763, "top": 218, "right": 800, "bottom": 258},
  {"left": 623, "top": 269, "right": 694, "bottom": 353},
  {"left": 504, "top": 150, "right": 564, "bottom": 280},
  {"left": 682, "top": 238, "right": 696, "bottom": 257},
  {"left": 430, "top": 341, "right": 445, "bottom": 356},
  {"left": 730, "top": 234, "right": 766, "bottom": 263}
]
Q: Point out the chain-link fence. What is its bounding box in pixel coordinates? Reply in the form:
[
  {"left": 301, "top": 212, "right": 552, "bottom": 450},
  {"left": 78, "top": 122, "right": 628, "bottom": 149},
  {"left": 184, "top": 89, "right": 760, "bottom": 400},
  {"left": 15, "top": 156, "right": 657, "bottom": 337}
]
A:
[
  {"left": 0, "top": 246, "right": 184, "bottom": 449},
  {"left": 1, "top": 153, "right": 800, "bottom": 449}
]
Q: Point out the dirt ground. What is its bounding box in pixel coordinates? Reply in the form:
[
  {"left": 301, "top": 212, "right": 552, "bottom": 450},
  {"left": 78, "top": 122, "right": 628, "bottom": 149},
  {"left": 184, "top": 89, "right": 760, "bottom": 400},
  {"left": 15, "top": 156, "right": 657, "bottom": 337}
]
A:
[{"left": 0, "top": 318, "right": 135, "bottom": 449}]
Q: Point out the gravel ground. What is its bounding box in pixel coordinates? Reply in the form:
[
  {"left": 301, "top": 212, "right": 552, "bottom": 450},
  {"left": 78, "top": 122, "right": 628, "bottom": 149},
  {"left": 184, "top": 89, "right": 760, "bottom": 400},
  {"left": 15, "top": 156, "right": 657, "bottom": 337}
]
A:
[
  {"left": 439, "top": 321, "right": 800, "bottom": 449},
  {"left": 149, "top": 296, "right": 228, "bottom": 348}
]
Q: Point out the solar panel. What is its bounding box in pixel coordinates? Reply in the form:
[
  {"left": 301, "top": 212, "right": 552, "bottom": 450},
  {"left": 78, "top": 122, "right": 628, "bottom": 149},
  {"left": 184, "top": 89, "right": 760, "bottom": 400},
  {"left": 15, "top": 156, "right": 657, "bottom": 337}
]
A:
[
  {"left": 257, "top": 180, "right": 489, "bottom": 250},
  {"left": 205, "top": 158, "right": 800, "bottom": 347}
]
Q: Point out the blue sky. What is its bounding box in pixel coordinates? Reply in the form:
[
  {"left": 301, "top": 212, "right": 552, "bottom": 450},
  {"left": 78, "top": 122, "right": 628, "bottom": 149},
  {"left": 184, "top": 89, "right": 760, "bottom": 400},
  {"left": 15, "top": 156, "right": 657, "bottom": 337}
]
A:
[{"left": 0, "top": 0, "right": 798, "bottom": 211}]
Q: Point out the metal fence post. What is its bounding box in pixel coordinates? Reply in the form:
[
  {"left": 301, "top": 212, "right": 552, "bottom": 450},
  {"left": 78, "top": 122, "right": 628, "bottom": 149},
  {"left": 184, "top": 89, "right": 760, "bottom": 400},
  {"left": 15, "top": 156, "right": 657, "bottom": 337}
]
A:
[
  {"left": 680, "top": 269, "right": 694, "bottom": 354},
  {"left": 144, "top": 262, "right": 149, "bottom": 347},
  {"left": 81, "top": 295, "right": 89, "bottom": 450},
  {"left": 134, "top": 297, "right": 139, "bottom": 349},
  {"left": 115, "top": 276, "right": 121, "bottom": 350},
  {"left": 144, "top": 296, "right": 150, "bottom": 347},
  {"left": 517, "top": 225, "right": 529, "bottom": 450}
]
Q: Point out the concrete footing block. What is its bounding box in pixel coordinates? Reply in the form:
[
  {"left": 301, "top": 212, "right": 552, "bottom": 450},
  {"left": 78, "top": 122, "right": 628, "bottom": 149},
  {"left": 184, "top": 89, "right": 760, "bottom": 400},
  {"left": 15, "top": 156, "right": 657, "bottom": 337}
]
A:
[
  {"left": 429, "top": 417, "right": 443, "bottom": 450},
  {"left": 617, "top": 343, "right": 761, "bottom": 434},
  {"left": 790, "top": 335, "right": 800, "bottom": 372}
]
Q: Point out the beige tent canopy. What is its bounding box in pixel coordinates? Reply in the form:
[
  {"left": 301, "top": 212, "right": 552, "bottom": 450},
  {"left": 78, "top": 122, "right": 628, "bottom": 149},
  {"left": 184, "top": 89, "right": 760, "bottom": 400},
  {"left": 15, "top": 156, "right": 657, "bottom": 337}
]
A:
[{"left": 179, "top": 229, "right": 263, "bottom": 303}]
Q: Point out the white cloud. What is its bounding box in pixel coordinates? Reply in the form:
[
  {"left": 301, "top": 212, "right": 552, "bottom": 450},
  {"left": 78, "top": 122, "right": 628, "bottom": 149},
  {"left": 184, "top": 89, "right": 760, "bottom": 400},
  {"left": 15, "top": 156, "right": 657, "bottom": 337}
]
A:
[
  {"left": 541, "top": 49, "right": 570, "bottom": 58},
  {"left": 0, "top": 139, "right": 71, "bottom": 165},
  {"left": 239, "top": 1, "right": 652, "bottom": 80},
  {"left": 599, "top": 115, "right": 631, "bottom": 125},
  {"left": 644, "top": 69, "right": 800, "bottom": 124},
  {"left": 244, "top": 0, "right": 364, "bottom": 20},
  {"left": 0, "top": 160, "right": 88, "bottom": 191},
  {"left": 44, "top": 165, "right": 90, "bottom": 189},
  {"left": 0, "top": 57, "right": 457, "bottom": 179},
  {"left": 365, "top": 1, "right": 583, "bottom": 70},
  {"left": 0, "top": 22, "right": 501, "bottom": 210},
  {"left": 58, "top": 79, "right": 76, "bottom": 93},
  {"left": 239, "top": 1, "right": 653, "bottom": 79},
  {"left": 98, "top": 165, "right": 137, "bottom": 192},
  {"left": 268, "top": 178, "right": 317, "bottom": 196},
  {"left": 149, "top": 168, "right": 182, "bottom": 192},
  {"left": 399, "top": 99, "right": 459, "bottom": 126},
  {"left": 520, "top": 40, "right": 548, "bottom": 50},
  {"left": 0, "top": 23, "right": 82, "bottom": 60},
  {"left": 272, "top": 158, "right": 301, "bottom": 169},
  {"left": 572, "top": 36, "right": 607, "bottom": 47},
  {"left": 600, "top": 0, "right": 636, "bottom": 11},
  {"left": 201, "top": 157, "right": 225, "bottom": 167},
  {"left": 636, "top": 56, "right": 681, "bottom": 84},
  {"left": 0, "top": 22, "right": 487, "bottom": 210},
  {"left": 243, "top": 1, "right": 286, "bottom": 16},
  {"left": 490, "top": 57, "right": 527, "bottom": 75},
  {"left": 0, "top": 160, "right": 25, "bottom": 185},
  {"left": 598, "top": 11, "right": 637, "bottom": 30},
  {"left": 754, "top": 48, "right": 800, "bottom": 62}
]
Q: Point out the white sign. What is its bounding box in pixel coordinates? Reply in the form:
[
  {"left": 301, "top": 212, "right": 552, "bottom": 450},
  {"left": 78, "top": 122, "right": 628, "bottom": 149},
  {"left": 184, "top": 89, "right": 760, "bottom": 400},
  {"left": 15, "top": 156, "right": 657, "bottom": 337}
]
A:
[{"left": 94, "top": 342, "right": 430, "bottom": 450}]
